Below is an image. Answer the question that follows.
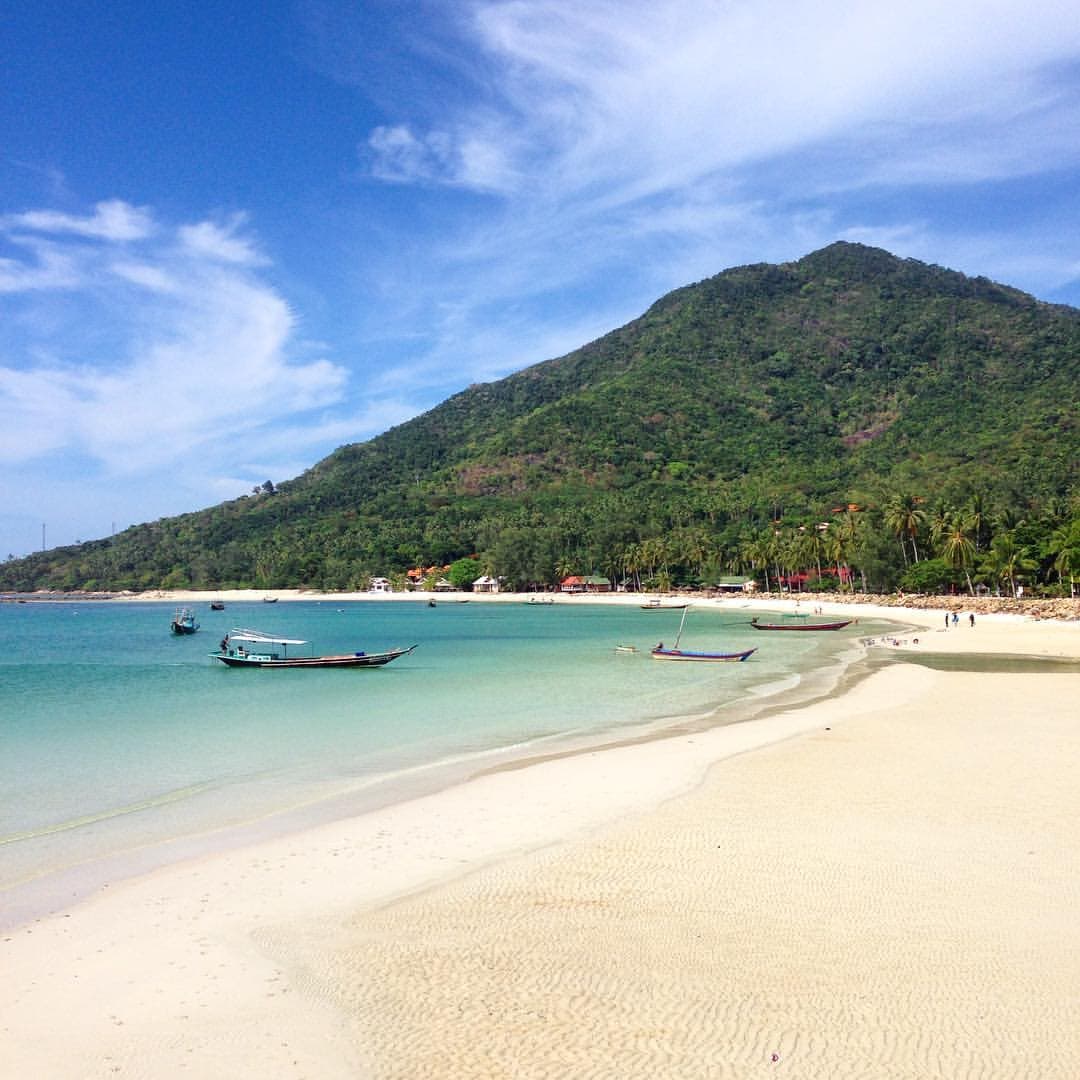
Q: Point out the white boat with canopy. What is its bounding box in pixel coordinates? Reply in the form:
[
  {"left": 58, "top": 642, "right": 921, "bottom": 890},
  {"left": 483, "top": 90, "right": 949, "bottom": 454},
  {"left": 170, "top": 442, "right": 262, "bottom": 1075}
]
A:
[{"left": 211, "top": 628, "right": 416, "bottom": 668}]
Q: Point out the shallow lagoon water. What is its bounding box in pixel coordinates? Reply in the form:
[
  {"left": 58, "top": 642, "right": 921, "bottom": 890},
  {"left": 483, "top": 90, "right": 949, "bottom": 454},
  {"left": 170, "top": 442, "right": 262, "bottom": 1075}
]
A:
[{"left": 1, "top": 598, "right": 893, "bottom": 924}]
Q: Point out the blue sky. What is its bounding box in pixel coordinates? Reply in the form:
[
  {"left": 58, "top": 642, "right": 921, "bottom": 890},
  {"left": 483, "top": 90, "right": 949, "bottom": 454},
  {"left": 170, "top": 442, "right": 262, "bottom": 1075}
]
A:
[{"left": 4, "top": 1, "right": 1080, "bottom": 559}]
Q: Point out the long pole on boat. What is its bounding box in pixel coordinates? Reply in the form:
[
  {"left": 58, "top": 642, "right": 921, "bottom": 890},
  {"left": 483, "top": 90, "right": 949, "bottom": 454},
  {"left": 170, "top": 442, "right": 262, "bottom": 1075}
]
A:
[{"left": 673, "top": 605, "right": 689, "bottom": 649}]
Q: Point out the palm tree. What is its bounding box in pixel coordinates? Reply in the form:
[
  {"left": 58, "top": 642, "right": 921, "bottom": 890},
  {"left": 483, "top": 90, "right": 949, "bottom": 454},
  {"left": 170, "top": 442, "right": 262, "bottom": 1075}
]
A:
[
  {"left": 929, "top": 503, "right": 952, "bottom": 550},
  {"left": 824, "top": 528, "right": 847, "bottom": 592},
  {"left": 884, "top": 493, "right": 926, "bottom": 564},
  {"left": 1048, "top": 521, "right": 1080, "bottom": 597},
  {"left": 639, "top": 536, "right": 668, "bottom": 586},
  {"left": 554, "top": 555, "right": 576, "bottom": 584},
  {"left": 620, "top": 544, "right": 643, "bottom": 592},
  {"left": 835, "top": 509, "right": 865, "bottom": 592},
  {"left": 983, "top": 532, "right": 1038, "bottom": 598},
  {"left": 778, "top": 531, "right": 802, "bottom": 591},
  {"left": 795, "top": 527, "right": 824, "bottom": 586},
  {"left": 740, "top": 530, "right": 775, "bottom": 593},
  {"left": 966, "top": 493, "right": 990, "bottom": 552},
  {"left": 938, "top": 512, "right": 977, "bottom": 595}
]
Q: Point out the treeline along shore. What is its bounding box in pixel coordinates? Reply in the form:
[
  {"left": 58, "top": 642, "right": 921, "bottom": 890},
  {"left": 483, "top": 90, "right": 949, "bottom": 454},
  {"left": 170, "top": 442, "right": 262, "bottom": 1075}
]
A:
[{"left": 4, "top": 587, "right": 1078, "bottom": 623}]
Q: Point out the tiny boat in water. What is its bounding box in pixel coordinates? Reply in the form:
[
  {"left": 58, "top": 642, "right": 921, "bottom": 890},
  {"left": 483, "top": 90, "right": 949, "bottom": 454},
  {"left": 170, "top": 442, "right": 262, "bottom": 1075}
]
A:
[
  {"left": 171, "top": 607, "right": 199, "bottom": 634},
  {"left": 211, "top": 628, "right": 416, "bottom": 668}
]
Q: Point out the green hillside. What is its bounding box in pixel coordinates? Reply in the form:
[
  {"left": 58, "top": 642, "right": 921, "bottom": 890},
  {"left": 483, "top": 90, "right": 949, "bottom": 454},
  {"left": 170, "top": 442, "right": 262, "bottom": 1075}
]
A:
[{"left": 4, "top": 243, "right": 1079, "bottom": 596}]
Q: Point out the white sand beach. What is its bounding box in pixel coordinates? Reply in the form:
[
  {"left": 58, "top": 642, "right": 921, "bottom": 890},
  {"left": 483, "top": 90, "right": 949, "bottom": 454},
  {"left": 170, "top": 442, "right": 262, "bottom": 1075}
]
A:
[{"left": 2, "top": 600, "right": 1078, "bottom": 1078}]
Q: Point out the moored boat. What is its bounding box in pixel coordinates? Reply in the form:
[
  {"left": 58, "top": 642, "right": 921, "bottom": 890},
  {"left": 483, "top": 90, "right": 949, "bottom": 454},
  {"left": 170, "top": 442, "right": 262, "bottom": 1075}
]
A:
[
  {"left": 210, "top": 600, "right": 225, "bottom": 611},
  {"left": 210, "top": 628, "right": 416, "bottom": 668},
  {"left": 650, "top": 606, "right": 755, "bottom": 661},
  {"left": 651, "top": 645, "right": 756, "bottom": 662},
  {"left": 170, "top": 607, "right": 199, "bottom": 634},
  {"left": 750, "top": 616, "right": 852, "bottom": 631}
]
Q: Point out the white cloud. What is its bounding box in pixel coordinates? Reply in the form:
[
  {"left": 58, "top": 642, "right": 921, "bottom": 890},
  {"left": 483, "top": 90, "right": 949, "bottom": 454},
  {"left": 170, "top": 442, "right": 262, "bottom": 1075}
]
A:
[
  {"left": 364, "top": 1, "right": 1080, "bottom": 207},
  {"left": 368, "top": 125, "right": 446, "bottom": 183},
  {"left": 178, "top": 215, "right": 266, "bottom": 265},
  {"left": 0, "top": 201, "right": 348, "bottom": 474},
  {"left": 4, "top": 199, "right": 154, "bottom": 242},
  {"left": 108, "top": 260, "right": 179, "bottom": 293},
  {"left": 366, "top": 122, "right": 518, "bottom": 192},
  {"left": 0, "top": 238, "right": 83, "bottom": 293}
]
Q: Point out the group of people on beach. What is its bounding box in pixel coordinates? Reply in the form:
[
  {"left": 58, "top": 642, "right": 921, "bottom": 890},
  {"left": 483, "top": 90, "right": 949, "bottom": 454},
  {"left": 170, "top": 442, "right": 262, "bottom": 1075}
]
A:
[{"left": 946, "top": 612, "right": 976, "bottom": 628}]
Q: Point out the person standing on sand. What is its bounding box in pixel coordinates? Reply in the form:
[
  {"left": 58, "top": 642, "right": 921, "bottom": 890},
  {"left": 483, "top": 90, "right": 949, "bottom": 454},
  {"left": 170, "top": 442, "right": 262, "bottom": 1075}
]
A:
[
  {"left": 945, "top": 614, "right": 949, "bottom": 629},
  {"left": 969, "top": 613, "right": 975, "bottom": 627}
]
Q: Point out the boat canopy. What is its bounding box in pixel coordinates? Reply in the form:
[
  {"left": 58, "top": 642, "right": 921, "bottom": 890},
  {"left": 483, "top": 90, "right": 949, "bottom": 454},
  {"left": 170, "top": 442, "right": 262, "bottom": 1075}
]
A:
[{"left": 226, "top": 628, "right": 308, "bottom": 645}]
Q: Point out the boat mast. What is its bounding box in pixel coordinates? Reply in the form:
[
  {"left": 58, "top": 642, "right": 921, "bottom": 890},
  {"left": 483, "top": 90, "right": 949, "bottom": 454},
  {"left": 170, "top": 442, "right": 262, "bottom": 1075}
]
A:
[{"left": 673, "top": 606, "right": 689, "bottom": 649}]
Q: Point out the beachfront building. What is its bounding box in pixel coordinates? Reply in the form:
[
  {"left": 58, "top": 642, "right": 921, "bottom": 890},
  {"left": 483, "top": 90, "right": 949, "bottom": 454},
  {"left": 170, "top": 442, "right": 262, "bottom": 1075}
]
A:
[
  {"left": 368, "top": 577, "right": 393, "bottom": 593},
  {"left": 715, "top": 576, "right": 757, "bottom": 593},
  {"left": 560, "top": 575, "right": 612, "bottom": 594},
  {"left": 407, "top": 564, "right": 452, "bottom": 589},
  {"left": 472, "top": 575, "right": 501, "bottom": 594}
]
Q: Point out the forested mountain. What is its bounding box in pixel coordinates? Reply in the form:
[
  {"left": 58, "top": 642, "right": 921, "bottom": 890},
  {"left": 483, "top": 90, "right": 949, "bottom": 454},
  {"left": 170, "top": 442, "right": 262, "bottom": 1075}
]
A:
[{"left": 4, "top": 242, "right": 1079, "bottom": 596}]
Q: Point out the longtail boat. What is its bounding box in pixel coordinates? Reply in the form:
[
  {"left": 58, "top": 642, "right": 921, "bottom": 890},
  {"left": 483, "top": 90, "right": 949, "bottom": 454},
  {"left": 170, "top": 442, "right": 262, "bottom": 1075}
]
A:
[
  {"left": 211, "top": 628, "right": 417, "bottom": 668},
  {"left": 651, "top": 645, "right": 756, "bottom": 662},
  {"left": 650, "top": 607, "right": 756, "bottom": 662},
  {"left": 750, "top": 615, "right": 853, "bottom": 631}
]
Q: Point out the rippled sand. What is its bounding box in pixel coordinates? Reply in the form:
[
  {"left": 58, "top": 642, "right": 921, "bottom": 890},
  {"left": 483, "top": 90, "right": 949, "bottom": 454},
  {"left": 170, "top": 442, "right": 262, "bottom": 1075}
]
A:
[{"left": 316, "top": 665, "right": 1080, "bottom": 1079}]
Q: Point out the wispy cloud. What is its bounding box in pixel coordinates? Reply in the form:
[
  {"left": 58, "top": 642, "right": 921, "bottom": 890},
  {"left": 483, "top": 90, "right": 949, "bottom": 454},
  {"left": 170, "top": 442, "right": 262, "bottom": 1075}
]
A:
[
  {"left": 367, "top": 2, "right": 1080, "bottom": 205},
  {"left": 0, "top": 202, "right": 346, "bottom": 472},
  {"left": 4, "top": 199, "right": 155, "bottom": 242},
  {"left": 178, "top": 215, "right": 267, "bottom": 265}
]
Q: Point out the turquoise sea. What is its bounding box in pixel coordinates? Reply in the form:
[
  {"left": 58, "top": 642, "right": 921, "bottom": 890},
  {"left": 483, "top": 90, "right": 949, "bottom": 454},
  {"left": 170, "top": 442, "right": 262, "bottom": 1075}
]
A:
[{"left": 0, "top": 598, "right": 896, "bottom": 928}]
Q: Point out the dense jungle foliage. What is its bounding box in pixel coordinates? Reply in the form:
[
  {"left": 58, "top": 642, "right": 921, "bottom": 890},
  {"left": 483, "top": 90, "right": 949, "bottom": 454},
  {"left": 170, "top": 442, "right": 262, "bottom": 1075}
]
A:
[{"left": 3, "top": 243, "right": 1079, "bottom": 597}]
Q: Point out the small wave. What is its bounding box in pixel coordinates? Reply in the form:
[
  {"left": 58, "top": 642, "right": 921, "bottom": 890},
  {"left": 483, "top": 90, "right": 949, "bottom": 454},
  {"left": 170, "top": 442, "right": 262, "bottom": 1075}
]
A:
[{"left": 0, "top": 781, "right": 215, "bottom": 847}]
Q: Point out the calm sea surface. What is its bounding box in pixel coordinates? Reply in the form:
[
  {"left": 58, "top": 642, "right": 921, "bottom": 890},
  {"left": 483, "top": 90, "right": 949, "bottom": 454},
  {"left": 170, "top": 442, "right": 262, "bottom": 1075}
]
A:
[{"left": 0, "top": 598, "right": 894, "bottom": 926}]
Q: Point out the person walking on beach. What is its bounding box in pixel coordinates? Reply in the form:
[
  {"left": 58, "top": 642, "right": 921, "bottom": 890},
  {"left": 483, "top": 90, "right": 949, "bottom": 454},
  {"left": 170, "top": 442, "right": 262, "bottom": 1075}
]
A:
[
  {"left": 952, "top": 611, "right": 959, "bottom": 627},
  {"left": 969, "top": 612, "right": 975, "bottom": 627},
  {"left": 945, "top": 614, "right": 949, "bottom": 629}
]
